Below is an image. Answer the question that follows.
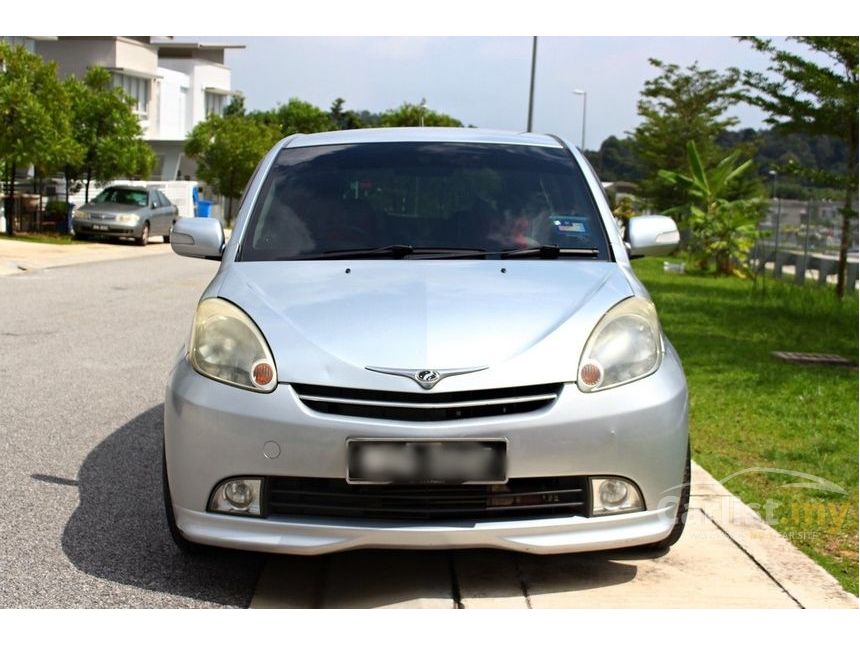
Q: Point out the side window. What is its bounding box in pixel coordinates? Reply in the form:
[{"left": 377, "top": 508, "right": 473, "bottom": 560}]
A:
[{"left": 157, "top": 191, "right": 171, "bottom": 208}]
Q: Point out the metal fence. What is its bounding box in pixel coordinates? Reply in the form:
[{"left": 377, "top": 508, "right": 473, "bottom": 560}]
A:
[{"left": 749, "top": 197, "right": 859, "bottom": 288}]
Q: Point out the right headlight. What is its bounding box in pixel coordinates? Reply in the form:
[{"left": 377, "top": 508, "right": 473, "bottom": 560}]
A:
[
  {"left": 577, "top": 297, "right": 663, "bottom": 393},
  {"left": 189, "top": 298, "right": 277, "bottom": 392},
  {"left": 73, "top": 210, "right": 89, "bottom": 220}
]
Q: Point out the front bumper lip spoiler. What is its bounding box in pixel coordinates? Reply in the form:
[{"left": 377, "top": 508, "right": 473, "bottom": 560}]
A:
[{"left": 173, "top": 505, "right": 675, "bottom": 556}]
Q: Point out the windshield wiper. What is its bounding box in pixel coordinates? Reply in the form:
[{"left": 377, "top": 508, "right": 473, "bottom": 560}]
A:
[
  {"left": 500, "top": 245, "right": 599, "bottom": 259},
  {"left": 279, "top": 246, "right": 492, "bottom": 261},
  {"left": 280, "top": 245, "right": 417, "bottom": 260}
]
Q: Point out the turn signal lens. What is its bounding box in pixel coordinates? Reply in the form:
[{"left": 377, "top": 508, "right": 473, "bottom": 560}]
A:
[{"left": 252, "top": 361, "right": 274, "bottom": 386}]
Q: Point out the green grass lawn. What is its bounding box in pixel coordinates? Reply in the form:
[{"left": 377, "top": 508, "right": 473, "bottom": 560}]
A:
[
  {"left": 633, "top": 257, "right": 858, "bottom": 595},
  {"left": 0, "top": 232, "right": 86, "bottom": 245}
]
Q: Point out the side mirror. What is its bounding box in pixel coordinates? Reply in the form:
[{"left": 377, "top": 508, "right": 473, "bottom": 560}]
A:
[
  {"left": 171, "top": 217, "right": 224, "bottom": 260},
  {"left": 626, "top": 215, "right": 680, "bottom": 258},
  {"left": 151, "top": 202, "right": 158, "bottom": 209}
]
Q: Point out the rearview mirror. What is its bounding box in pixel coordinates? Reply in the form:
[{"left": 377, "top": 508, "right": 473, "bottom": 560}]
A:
[
  {"left": 626, "top": 215, "right": 680, "bottom": 258},
  {"left": 171, "top": 218, "right": 224, "bottom": 260}
]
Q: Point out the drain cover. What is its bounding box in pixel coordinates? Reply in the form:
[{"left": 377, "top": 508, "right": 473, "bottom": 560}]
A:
[{"left": 772, "top": 351, "right": 857, "bottom": 367}]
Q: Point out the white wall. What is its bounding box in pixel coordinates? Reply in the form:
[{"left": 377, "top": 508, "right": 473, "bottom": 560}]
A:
[
  {"left": 158, "top": 58, "right": 232, "bottom": 129},
  {"left": 156, "top": 67, "right": 191, "bottom": 140}
]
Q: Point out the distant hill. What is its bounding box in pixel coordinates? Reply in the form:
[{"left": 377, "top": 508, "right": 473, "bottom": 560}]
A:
[{"left": 585, "top": 128, "right": 847, "bottom": 200}]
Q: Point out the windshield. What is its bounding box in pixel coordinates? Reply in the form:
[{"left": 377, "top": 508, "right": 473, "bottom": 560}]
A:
[
  {"left": 239, "top": 142, "right": 610, "bottom": 261},
  {"left": 92, "top": 187, "right": 148, "bottom": 207}
]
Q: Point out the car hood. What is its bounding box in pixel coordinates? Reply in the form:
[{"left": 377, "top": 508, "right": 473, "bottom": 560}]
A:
[{"left": 216, "top": 260, "right": 635, "bottom": 391}]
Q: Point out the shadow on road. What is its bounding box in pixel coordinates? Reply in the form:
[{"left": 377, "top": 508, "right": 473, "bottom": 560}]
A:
[{"left": 61, "top": 405, "right": 263, "bottom": 607}]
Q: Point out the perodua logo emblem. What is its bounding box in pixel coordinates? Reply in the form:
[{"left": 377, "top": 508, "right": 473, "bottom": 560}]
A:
[
  {"left": 415, "top": 369, "right": 441, "bottom": 385},
  {"left": 366, "top": 365, "right": 487, "bottom": 390}
]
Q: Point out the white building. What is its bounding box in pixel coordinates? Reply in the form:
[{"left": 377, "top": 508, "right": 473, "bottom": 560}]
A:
[{"left": 32, "top": 36, "right": 244, "bottom": 181}]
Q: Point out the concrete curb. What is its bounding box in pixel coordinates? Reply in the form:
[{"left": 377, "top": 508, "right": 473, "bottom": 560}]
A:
[
  {"left": 690, "top": 461, "right": 857, "bottom": 609},
  {"left": 0, "top": 238, "right": 173, "bottom": 276}
]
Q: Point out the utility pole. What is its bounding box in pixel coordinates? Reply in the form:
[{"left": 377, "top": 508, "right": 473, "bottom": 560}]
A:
[
  {"left": 572, "top": 89, "right": 587, "bottom": 150},
  {"left": 527, "top": 37, "right": 537, "bottom": 132}
]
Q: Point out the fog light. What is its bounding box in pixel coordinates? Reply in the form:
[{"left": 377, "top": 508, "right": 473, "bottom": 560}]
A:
[
  {"left": 600, "top": 479, "right": 628, "bottom": 506},
  {"left": 208, "top": 478, "right": 262, "bottom": 516},
  {"left": 590, "top": 477, "right": 644, "bottom": 516},
  {"left": 225, "top": 481, "right": 253, "bottom": 507}
]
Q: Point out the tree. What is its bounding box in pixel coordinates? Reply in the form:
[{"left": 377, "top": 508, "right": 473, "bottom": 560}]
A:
[
  {"left": 66, "top": 67, "right": 155, "bottom": 203},
  {"left": 737, "top": 37, "right": 858, "bottom": 297},
  {"left": 223, "top": 94, "right": 246, "bottom": 118},
  {"left": 379, "top": 100, "right": 463, "bottom": 127},
  {"left": 660, "top": 141, "right": 764, "bottom": 275},
  {"left": 184, "top": 114, "right": 280, "bottom": 226},
  {"left": 253, "top": 98, "right": 332, "bottom": 137},
  {"left": 0, "top": 42, "right": 74, "bottom": 235},
  {"left": 329, "top": 97, "right": 363, "bottom": 130},
  {"left": 632, "top": 59, "right": 753, "bottom": 214},
  {"left": 584, "top": 135, "right": 644, "bottom": 182}
]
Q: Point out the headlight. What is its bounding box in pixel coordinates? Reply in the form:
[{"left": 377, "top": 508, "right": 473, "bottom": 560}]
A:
[
  {"left": 117, "top": 214, "right": 139, "bottom": 224},
  {"left": 190, "top": 298, "right": 277, "bottom": 392},
  {"left": 577, "top": 297, "right": 663, "bottom": 392},
  {"left": 73, "top": 210, "right": 89, "bottom": 220}
]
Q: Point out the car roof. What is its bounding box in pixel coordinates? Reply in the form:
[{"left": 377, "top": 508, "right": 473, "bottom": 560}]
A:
[{"left": 283, "top": 127, "right": 564, "bottom": 149}]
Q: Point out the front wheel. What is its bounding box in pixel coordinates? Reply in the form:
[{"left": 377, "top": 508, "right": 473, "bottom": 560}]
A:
[{"left": 136, "top": 222, "right": 150, "bottom": 246}]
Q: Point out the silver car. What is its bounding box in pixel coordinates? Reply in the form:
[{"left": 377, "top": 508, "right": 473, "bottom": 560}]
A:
[
  {"left": 73, "top": 184, "right": 177, "bottom": 245},
  {"left": 163, "top": 128, "right": 690, "bottom": 556}
]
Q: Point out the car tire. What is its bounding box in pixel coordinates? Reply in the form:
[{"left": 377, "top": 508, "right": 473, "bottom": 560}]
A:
[
  {"left": 163, "top": 234, "right": 170, "bottom": 243},
  {"left": 639, "top": 442, "right": 691, "bottom": 551},
  {"left": 136, "top": 222, "right": 150, "bottom": 247},
  {"left": 162, "top": 447, "right": 208, "bottom": 555}
]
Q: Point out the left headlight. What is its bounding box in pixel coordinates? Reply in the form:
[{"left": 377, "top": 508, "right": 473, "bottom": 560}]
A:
[
  {"left": 73, "top": 210, "right": 89, "bottom": 220},
  {"left": 577, "top": 297, "right": 663, "bottom": 393},
  {"left": 190, "top": 298, "right": 277, "bottom": 392}
]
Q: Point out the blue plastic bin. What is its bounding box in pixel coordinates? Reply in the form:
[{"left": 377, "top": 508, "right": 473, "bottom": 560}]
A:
[{"left": 197, "top": 200, "right": 212, "bottom": 218}]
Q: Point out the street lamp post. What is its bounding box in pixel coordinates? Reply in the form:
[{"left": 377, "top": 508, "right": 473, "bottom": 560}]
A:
[
  {"left": 572, "top": 89, "right": 587, "bottom": 150},
  {"left": 527, "top": 37, "right": 537, "bottom": 132},
  {"left": 769, "top": 170, "right": 782, "bottom": 278}
]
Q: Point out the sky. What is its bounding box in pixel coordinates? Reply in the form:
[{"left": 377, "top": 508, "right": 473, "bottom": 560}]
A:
[{"left": 188, "top": 36, "right": 808, "bottom": 150}]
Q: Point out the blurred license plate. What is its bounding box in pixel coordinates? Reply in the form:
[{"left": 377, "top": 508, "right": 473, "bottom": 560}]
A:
[
  {"left": 93, "top": 225, "right": 109, "bottom": 231},
  {"left": 347, "top": 439, "right": 507, "bottom": 484}
]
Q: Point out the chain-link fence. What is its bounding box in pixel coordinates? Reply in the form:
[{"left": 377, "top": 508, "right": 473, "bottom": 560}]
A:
[{"left": 749, "top": 197, "right": 859, "bottom": 288}]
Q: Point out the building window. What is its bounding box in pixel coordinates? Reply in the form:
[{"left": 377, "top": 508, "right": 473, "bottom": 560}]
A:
[
  {"left": 112, "top": 72, "right": 150, "bottom": 117},
  {"left": 205, "top": 91, "right": 226, "bottom": 117}
]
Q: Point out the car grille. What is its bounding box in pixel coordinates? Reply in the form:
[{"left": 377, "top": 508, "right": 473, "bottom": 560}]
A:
[
  {"left": 291, "top": 383, "right": 562, "bottom": 421},
  {"left": 264, "top": 476, "right": 589, "bottom": 521}
]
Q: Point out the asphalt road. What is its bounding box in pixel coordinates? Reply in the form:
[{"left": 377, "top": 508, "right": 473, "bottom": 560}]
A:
[
  {"left": 1, "top": 251, "right": 852, "bottom": 608},
  {"left": 0, "top": 251, "right": 263, "bottom": 608}
]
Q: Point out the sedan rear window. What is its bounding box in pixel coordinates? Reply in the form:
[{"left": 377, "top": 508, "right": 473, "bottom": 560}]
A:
[{"left": 239, "top": 142, "right": 610, "bottom": 261}]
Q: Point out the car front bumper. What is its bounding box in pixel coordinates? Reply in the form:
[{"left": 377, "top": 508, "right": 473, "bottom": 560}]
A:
[
  {"left": 74, "top": 220, "right": 143, "bottom": 237},
  {"left": 164, "top": 346, "right": 689, "bottom": 555}
]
